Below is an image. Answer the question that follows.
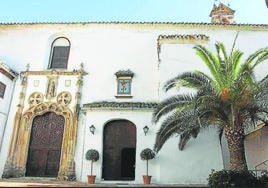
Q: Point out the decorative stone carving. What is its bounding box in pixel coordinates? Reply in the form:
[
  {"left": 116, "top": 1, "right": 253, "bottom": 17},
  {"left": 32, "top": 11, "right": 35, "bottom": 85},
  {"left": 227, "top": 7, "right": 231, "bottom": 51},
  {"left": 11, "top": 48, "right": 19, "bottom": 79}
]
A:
[
  {"left": 2, "top": 102, "right": 77, "bottom": 180},
  {"left": 28, "top": 92, "right": 44, "bottom": 106},
  {"left": 46, "top": 76, "right": 58, "bottom": 100},
  {"left": 115, "top": 69, "right": 134, "bottom": 77},
  {"left": 57, "top": 92, "right": 72, "bottom": 106},
  {"left": 3, "top": 67, "right": 87, "bottom": 180}
]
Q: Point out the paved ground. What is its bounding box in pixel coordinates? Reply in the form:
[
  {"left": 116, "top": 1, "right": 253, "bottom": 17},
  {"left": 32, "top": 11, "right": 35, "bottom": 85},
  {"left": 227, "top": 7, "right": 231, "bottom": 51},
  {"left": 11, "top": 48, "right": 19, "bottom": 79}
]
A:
[{"left": 0, "top": 177, "right": 209, "bottom": 187}]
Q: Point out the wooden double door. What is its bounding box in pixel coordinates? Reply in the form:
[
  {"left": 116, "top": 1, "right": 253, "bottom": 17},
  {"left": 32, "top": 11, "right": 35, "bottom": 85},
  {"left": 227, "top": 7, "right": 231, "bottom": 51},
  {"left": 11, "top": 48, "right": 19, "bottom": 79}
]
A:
[
  {"left": 102, "top": 120, "right": 136, "bottom": 180},
  {"left": 26, "top": 112, "right": 64, "bottom": 177}
]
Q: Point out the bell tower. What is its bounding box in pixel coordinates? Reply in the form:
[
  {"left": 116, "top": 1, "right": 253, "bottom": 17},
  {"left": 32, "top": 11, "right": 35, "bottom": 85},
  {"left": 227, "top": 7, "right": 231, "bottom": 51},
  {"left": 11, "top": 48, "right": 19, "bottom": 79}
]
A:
[{"left": 210, "top": 2, "right": 235, "bottom": 24}]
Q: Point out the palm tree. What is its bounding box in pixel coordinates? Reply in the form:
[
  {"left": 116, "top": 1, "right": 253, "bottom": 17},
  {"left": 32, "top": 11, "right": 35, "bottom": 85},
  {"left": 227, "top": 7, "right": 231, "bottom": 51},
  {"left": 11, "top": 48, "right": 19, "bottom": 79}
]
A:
[{"left": 152, "top": 35, "right": 268, "bottom": 171}]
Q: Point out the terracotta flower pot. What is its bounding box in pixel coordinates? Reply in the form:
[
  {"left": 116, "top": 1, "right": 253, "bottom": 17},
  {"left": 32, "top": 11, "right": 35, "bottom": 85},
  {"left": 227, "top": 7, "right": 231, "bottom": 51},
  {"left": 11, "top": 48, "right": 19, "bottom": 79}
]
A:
[
  {"left": 142, "top": 175, "right": 152, "bottom": 184},
  {"left": 87, "top": 175, "right": 96, "bottom": 184}
]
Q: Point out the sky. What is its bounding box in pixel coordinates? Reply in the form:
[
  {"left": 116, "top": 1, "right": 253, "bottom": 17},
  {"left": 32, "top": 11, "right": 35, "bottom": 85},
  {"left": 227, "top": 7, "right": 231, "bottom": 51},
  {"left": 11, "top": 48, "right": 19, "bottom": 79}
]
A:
[{"left": 0, "top": 0, "right": 267, "bottom": 24}]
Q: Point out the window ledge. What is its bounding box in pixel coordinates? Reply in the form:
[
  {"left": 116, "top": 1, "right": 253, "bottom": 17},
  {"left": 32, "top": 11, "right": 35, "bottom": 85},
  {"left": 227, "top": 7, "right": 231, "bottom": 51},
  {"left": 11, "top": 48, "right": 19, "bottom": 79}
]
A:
[{"left": 115, "top": 95, "right": 133, "bottom": 98}]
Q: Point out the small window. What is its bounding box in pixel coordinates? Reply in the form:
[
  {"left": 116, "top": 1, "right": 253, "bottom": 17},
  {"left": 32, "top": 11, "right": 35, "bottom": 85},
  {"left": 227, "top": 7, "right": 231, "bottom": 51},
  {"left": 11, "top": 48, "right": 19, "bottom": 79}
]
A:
[
  {"left": 49, "top": 37, "right": 70, "bottom": 69},
  {"left": 115, "top": 70, "right": 134, "bottom": 98},
  {"left": 0, "top": 82, "right": 6, "bottom": 98}
]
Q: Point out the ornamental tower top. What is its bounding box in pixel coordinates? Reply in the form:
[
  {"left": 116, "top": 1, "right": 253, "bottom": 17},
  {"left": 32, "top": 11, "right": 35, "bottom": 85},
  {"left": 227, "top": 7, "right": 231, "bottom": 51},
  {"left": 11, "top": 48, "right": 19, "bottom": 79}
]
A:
[{"left": 210, "top": 2, "right": 235, "bottom": 24}]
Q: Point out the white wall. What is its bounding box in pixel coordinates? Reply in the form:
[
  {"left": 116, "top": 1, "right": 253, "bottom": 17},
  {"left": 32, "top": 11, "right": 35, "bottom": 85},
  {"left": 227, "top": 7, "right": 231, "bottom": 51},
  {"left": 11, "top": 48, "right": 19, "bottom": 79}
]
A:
[
  {"left": 75, "top": 110, "right": 223, "bottom": 184},
  {"left": 76, "top": 110, "right": 157, "bottom": 184},
  {"left": 0, "top": 67, "right": 16, "bottom": 154},
  {"left": 157, "top": 128, "right": 223, "bottom": 184},
  {"left": 245, "top": 126, "right": 268, "bottom": 172},
  {"left": 0, "top": 114, "right": 7, "bottom": 151},
  {"left": 0, "top": 23, "right": 267, "bottom": 184},
  {"left": 0, "top": 78, "right": 21, "bottom": 176},
  {"left": 158, "top": 30, "right": 268, "bottom": 100}
]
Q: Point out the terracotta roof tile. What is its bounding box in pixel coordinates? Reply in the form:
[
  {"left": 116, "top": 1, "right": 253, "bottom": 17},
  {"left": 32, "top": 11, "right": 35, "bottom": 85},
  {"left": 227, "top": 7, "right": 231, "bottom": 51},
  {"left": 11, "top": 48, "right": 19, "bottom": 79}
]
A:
[{"left": 0, "top": 21, "right": 267, "bottom": 27}]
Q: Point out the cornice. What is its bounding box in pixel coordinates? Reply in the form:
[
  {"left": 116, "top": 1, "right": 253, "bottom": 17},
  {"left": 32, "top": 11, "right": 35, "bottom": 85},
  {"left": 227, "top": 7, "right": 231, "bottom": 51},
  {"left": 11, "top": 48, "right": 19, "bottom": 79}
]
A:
[
  {"left": 20, "top": 69, "right": 88, "bottom": 76},
  {"left": 0, "top": 62, "right": 18, "bottom": 80},
  {"left": 245, "top": 123, "right": 266, "bottom": 136},
  {"left": 115, "top": 69, "right": 134, "bottom": 77},
  {"left": 82, "top": 101, "right": 158, "bottom": 111},
  {"left": 158, "top": 34, "right": 209, "bottom": 44},
  {"left": 1, "top": 22, "right": 268, "bottom": 31},
  {"left": 156, "top": 34, "right": 209, "bottom": 62}
]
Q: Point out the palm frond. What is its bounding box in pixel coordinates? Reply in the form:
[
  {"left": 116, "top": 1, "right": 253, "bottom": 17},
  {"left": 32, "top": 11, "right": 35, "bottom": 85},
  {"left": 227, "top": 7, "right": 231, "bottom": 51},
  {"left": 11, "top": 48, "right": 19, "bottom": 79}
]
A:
[
  {"left": 154, "top": 109, "right": 201, "bottom": 152},
  {"left": 178, "top": 126, "right": 200, "bottom": 150},
  {"left": 242, "top": 48, "right": 268, "bottom": 74},
  {"left": 251, "top": 51, "right": 268, "bottom": 70},
  {"left": 153, "top": 36, "right": 268, "bottom": 155},
  {"left": 194, "top": 45, "right": 222, "bottom": 85},
  {"left": 152, "top": 94, "right": 195, "bottom": 123},
  {"left": 164, "top": 72, "right": 212, "bottom": 92},
  {"left": 231, "top": 32, "right": 239, "bottom": 52},
  {"left": 231, "top": 50, "right": 244, "bottom": 78}
]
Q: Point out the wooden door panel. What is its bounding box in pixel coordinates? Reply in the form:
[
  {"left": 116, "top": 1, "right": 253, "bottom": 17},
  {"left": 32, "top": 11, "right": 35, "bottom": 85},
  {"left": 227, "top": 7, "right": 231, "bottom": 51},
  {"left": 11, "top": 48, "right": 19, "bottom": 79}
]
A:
[
  {"left": 49, "top": 114, "right": 65, "bottom": 147},
  {"left": 121, "top": 148, "right": 136, "bottom": 179},
  {"left": 45, "top": 150, "right": 61, "bottom": 176},
  {"left": 26, "top": 112, "right": 64, "bottom": 177},
  {"left": 26, "top": 149, "right": 45, "bottom": 176},
  {"left": 102, "top": 120, "right": 136, "bottom": 180}
]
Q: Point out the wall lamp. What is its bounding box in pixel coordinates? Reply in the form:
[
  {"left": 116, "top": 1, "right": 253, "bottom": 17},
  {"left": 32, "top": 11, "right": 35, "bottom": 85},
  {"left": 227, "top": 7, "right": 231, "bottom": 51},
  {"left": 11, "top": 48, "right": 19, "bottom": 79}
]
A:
[
  {"left": 143, "top": 125, "right": 149, "bottom": 135},
  {"left": 89, "top": 125, "right": 96, "bottom": 135}
]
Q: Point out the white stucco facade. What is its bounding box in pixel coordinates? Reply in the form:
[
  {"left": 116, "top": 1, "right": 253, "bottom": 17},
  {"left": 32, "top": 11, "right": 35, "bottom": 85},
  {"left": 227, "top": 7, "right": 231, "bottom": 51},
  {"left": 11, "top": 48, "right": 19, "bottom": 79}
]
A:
[
  {"left": 0, "top": 22, "right": 267, "bottom": 185},
  {"left": 0, "top": 62, "right": 17, "bottom": 153}
]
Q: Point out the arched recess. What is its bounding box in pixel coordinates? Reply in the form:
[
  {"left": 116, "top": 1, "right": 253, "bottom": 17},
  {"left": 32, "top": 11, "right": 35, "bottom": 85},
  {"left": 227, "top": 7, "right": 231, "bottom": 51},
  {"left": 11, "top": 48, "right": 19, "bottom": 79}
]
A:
[
  {"left": 102, "top": 119, "right": 136, "bottom": 180},
  {"left": 26, "top": 111, "right": 65, "bottom": 177},
  {"left": 9, "top": 102, "right": 77, "bottom": 180},
  {"left": 48, "top": 37, "right": 71, "bottom": 69}
]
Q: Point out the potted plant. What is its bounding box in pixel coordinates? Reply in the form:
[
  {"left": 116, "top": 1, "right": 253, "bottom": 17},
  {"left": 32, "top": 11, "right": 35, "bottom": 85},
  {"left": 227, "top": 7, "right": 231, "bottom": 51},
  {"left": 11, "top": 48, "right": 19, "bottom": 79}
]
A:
[
  {"left": 85, "top": 149, "right": 100, "bottom": 184},
  {"left": 140, "top": 148, "right": 156, "bottom": 184}
]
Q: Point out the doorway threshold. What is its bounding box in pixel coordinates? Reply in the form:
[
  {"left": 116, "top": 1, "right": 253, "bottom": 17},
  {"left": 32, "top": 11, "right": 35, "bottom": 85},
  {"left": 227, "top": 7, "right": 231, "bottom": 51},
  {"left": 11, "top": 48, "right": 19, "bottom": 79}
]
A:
[{"left": 101, "top": 180, "right": 134, "bottom": 185}]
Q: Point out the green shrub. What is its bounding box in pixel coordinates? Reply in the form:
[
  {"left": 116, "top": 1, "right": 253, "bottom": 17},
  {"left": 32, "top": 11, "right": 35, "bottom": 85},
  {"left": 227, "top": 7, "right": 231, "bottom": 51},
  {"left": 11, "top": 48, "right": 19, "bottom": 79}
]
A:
[
  {"left": 85, "top": 149, "right": 99, "bottom": 176},
  {"left": 85, "top": 149, "right": 99, "bottom": 162},
  {"left": 140, "top": 148, "right": 155, "bottom": 176},
  {"left": 140, "top": 148, "right": 155, "bottom": 161},
  {"left": 259, "top": 172, "right": 268, "bottom": 187},
  {"left": 208, "top": 169, "right": 264, "bottom": 188}
]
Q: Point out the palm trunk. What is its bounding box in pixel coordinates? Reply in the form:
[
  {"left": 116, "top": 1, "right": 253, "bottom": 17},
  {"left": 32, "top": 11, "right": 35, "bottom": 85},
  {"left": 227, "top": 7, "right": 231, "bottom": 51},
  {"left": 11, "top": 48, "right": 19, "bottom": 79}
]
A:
[{"left": 224, "top": 127, "right": 248, "bottom": 171}]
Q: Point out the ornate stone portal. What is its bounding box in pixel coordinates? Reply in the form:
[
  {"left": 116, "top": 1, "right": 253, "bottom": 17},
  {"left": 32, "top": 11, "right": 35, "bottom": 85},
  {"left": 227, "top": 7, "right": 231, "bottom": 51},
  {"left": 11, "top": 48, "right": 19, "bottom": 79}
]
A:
[{"left": 2, "top": 65, "right": 86, "bottom": 180}]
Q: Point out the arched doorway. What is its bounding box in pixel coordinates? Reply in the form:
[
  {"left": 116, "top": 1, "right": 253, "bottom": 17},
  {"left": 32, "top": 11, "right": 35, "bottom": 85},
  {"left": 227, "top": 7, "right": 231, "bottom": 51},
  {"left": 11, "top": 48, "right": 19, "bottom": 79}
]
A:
[
  {"left": 102, "top": 120, "right": 136, "bottom": 180},
  {"left": 26, "top": 112, "right": 64, "bottom": 177}
]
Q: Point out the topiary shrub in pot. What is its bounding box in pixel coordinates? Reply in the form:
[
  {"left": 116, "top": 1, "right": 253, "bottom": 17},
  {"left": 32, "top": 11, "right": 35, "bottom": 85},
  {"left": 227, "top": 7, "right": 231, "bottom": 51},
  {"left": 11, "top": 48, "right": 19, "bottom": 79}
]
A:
[
  {"left": 140, "top": 148, "right": 156, "bottom": 184},
  {"left": 85, "top": 149, "right": 99, "bottom": 184}
]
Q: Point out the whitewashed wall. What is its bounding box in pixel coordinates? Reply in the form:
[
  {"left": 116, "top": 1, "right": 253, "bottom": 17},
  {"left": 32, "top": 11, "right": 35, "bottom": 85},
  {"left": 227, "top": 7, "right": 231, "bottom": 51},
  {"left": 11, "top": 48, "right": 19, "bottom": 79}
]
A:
[
  {"left": 0, "top": 23, "right": 267, "bottom": 184},
  {"left": 0, "top": 65, "right": 16, "bottom": 154},
  {"left": 158, "top": 29, "right": 268, "bottom": 181},
  {"left": 0, "top": 78, "right": 21, "bottom": 177},
  {"left": 245, "top": 126, "right": 268, "bottom": 173},
  {"left": 75, "top": 110, "right": 157, "bottom": 184},
  {"left": 156, "top": 128, "right": 223, "bottom": 184}
]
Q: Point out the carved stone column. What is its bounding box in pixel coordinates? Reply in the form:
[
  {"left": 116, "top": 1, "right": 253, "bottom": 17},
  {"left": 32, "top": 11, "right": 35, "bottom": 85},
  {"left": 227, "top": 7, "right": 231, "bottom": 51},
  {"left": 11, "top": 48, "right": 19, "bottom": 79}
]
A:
[
  {"left": 2, "top": 70, "right": 28, "bottom": 178},
  {"left": 58, "top": 64, "right": 85, "bottom": 180}
]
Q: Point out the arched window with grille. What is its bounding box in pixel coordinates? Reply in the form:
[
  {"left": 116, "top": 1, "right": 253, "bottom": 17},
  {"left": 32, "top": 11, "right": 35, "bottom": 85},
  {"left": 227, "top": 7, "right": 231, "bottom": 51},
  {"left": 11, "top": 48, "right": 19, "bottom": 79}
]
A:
[{"left": 49, "top": 37, "right": 70, "bottom": 69}]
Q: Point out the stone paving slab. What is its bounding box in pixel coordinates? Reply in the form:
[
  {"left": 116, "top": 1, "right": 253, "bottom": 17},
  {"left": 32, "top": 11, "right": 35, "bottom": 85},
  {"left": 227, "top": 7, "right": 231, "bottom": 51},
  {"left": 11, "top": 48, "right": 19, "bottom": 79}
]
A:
[
  {"left": 0, "top": 178, "right": 209, "bottom": 187},
  {"left": 0, "top": 178, "right": 88, "bottom": 187}
]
